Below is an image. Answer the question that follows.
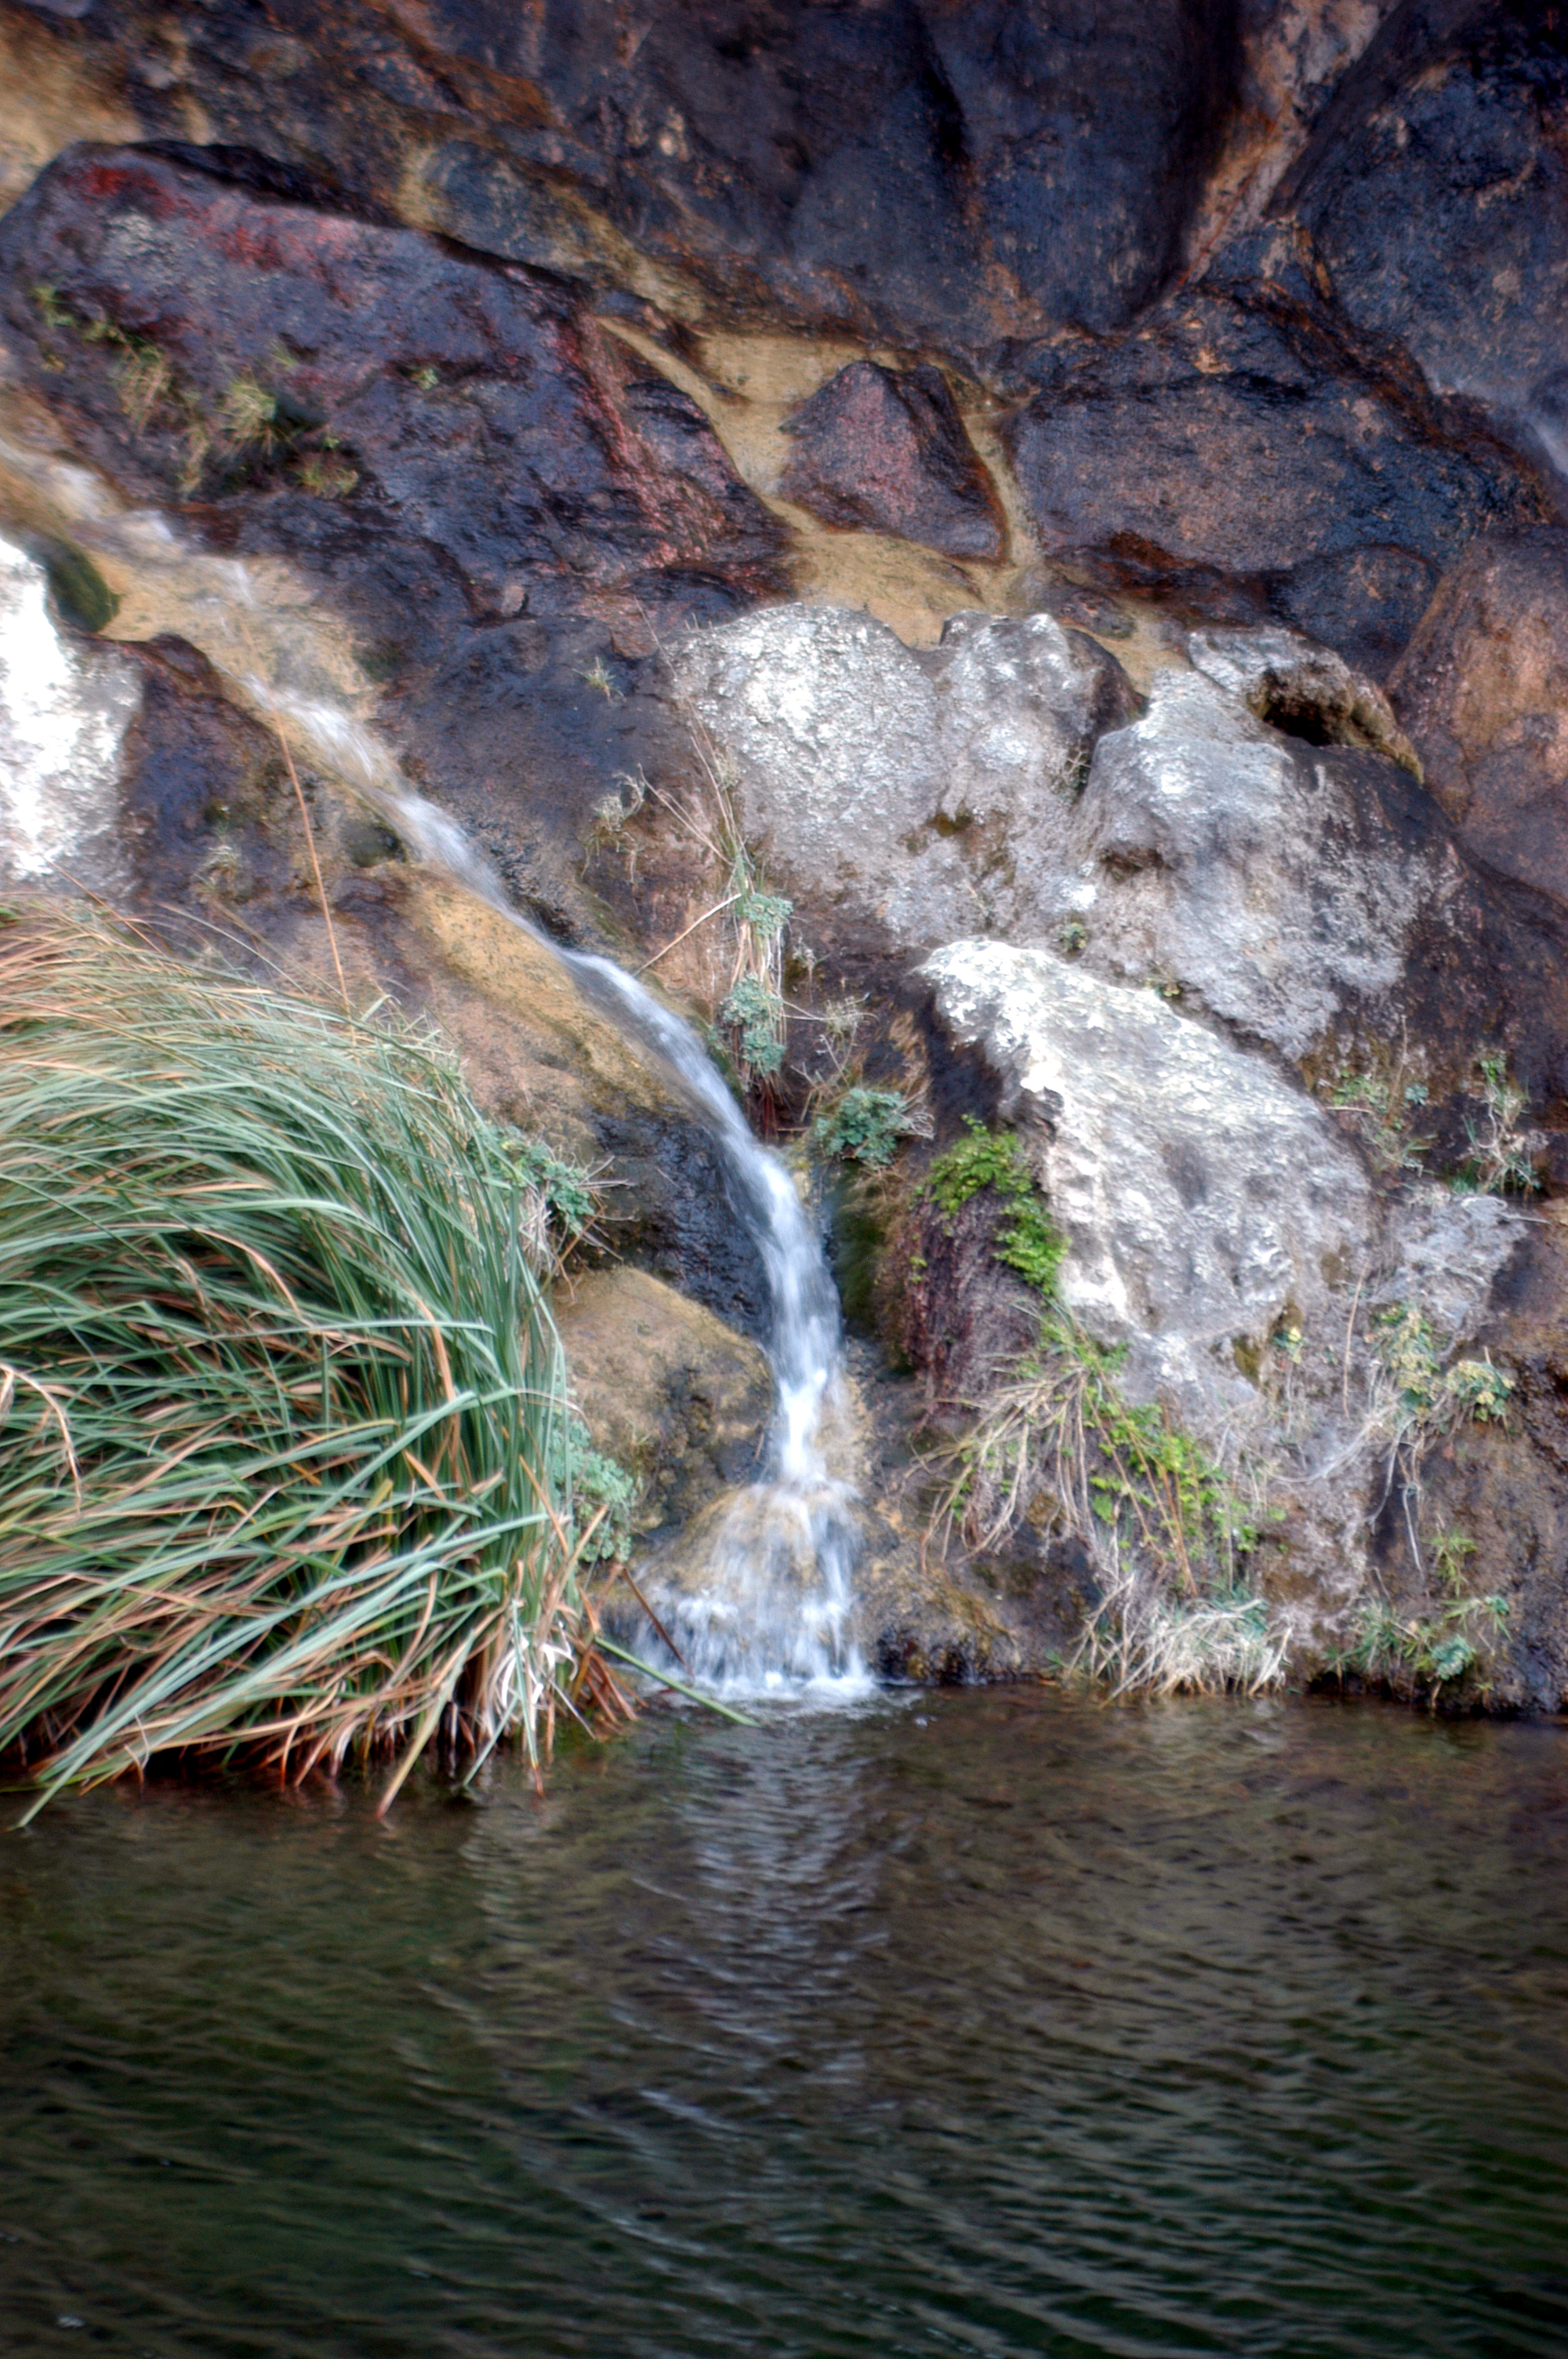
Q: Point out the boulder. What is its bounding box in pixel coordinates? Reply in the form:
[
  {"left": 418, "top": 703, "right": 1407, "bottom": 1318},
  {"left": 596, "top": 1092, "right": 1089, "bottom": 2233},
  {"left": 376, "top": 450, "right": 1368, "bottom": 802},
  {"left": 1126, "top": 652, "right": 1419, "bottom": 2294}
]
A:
[
  {"left": 779, "top": 361, "right": 1005, "bottom": 562},
  {"left": 1072, "top": 667, "right": 1439, "bottom": 1060},
  {"left": 1283, "top": 0, "right": 1568, "bottom": 448},
  {"left": 670, "top": 602, "right": 978, "bottom": 947},
  {"left": 1388, "top": 527, "right": 1568, "bottom": 905},
  {"left": 670, "top": 601, "right": 1132, "bottom": 953},
  {"left": 1186, "top": 621, "right": 1421, "bottom": 774},
  {"left": 0, "top": 530, "right": 139, "bottom": 891},
  {"left": 1004, "top": 250, "right": 1548, "bottom": 673},
  {"left": 552, "top": 1266, "right": 773, "bottom": 1539},
  {"left": 919, "top": 937, "right": 1376, "bottom": 1430}
]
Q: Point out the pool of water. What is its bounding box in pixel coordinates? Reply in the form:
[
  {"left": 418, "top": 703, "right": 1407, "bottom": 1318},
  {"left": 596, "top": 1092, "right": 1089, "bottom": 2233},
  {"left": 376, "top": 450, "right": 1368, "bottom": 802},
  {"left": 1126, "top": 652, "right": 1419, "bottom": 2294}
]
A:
[{"left": 3, "top": 1689, "right": 1567, "bottom": 2357}]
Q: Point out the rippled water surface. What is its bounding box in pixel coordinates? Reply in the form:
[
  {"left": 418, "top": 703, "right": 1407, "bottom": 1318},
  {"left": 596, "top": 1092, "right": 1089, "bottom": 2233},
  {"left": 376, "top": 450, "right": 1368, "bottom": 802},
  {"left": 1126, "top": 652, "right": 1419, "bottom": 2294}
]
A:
[{"left": 4, "top": 1691, "right": 1568, "bottom": 2357}]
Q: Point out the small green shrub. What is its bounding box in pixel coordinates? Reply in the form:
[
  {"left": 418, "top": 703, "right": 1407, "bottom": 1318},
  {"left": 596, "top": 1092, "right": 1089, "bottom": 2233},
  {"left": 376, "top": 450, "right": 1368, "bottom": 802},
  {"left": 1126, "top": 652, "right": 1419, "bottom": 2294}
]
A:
[
  {"left": 498, "top": 1136, "right": 598, "bottom": 1249},
  {"left": 921, "top": 1118, "right": 1065, "bottom": 1296},
  {"left": 720, "top": 975, "right": 786, "bottom": 1081},
  {"left": 813, "top": 1087, "right": 914, "bottom": 1170},
  {"left": 1372, "top": 1303, "right": 1514, "bottom": 1434},
  {"left": 1455, "top": 1056, "right": 1538, "bottom": 1194},
  {"left": 1323, "top": 1065, "right": 1431, "bottom": 1173},
  {"left": 1334, "top": 1589, "right": 1510, "bottom": 1698}
]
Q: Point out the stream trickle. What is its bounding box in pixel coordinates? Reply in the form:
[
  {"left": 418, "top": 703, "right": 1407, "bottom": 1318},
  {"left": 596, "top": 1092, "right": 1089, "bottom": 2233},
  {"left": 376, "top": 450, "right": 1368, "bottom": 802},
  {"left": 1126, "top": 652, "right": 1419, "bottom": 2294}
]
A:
[
  {"left": 0, "top": 434, "right": 867, "bottom": 1696},
  {"left": 363, "top": 769, "right": 869, "bottom": 1696}
]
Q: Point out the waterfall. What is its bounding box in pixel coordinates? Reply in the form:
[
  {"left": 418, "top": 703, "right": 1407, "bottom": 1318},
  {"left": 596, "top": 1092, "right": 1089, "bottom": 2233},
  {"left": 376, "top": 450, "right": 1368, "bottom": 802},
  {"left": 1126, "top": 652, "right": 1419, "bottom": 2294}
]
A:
[
  {"left": 0, "top": 472, "right": 868, "bottom": 1696},
  {"left": 355, "top": 772, "right": 869, "bottom": 1698}
]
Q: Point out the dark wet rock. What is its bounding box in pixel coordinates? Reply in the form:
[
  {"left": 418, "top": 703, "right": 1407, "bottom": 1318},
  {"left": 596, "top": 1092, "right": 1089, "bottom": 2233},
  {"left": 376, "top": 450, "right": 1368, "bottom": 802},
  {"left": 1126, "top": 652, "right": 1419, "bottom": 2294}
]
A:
[
  {"left": 1282, "top": 1, "right": 1568, "bottom": 449},
  {"left": 779, "top": 361, "right": 1004, "bottom": 562},
  {"left": 20, "top": 0, "right": 1242, "bottom": 361},
  {"left": 1388, "top": 528, "right": 1568, "bottom": 907},
  {"left": 1004, "top": 245, "right": 1552, "bottom": 672},
  {"left": 0, "top": 144, "right": 781, "bottom": 627},
  {"left": 118, "top": 634, "right": 297, "bottom": 914},
  {"left": 0, "top": 141, "right": 784, "bottom": 926}
]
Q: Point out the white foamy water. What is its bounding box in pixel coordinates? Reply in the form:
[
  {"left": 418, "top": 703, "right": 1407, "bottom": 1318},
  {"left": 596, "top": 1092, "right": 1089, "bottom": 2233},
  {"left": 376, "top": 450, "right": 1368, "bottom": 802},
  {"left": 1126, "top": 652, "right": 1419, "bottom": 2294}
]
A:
[
  {"left": 0, "top": 535, "right": 138, "bottom": 888},
  {"left": 372, "top": 767, "right": 869, "bottom": 1696}
]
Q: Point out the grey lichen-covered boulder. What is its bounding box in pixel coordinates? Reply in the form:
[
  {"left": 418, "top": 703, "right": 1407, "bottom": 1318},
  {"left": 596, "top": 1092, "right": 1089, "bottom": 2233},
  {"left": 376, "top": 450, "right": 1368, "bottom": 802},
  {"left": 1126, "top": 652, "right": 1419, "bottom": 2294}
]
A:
[
  {"left": 670, "top": 600, "right": 1131, "bottom": 951},
  {"left": 1186, "top": 623, "right": 1421, "bottom": 777},
  {"left": 671, "top": 603, "right": 979, "bottom": 946},
  {"left": 919, "top": 938, "right": 1375, "bottom": 1431},
  {"left": 1071, "top": 668, "right": 1439, "bottom": 1060},
  {"left": 911, "top": 932, "right": 1548, "bottom": 1685}
]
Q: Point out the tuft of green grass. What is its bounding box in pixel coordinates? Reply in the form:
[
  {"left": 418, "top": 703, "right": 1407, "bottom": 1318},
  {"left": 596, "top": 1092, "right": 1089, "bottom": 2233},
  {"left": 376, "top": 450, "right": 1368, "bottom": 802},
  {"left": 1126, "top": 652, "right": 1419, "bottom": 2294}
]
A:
[{"left": 0, "top": 903, "right": 621, "bottom": 1818}]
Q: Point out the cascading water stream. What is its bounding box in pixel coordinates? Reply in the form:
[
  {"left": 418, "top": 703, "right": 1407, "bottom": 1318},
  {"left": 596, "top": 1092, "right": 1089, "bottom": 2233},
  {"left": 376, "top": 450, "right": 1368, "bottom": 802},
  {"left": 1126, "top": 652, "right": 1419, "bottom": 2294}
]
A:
[
  {"left": 0, "top": 438, "right": 868, "bottom": 1696},
  {"left": 358, "top": 774, "right": 869, "bottom": 1696}
]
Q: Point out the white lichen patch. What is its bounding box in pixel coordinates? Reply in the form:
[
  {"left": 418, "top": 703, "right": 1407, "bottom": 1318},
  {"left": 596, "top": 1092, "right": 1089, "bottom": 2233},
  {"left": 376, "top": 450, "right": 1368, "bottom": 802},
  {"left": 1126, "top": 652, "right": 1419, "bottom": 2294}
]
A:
[{"left": 0, "top": 535, "right": 140, "bottom": 889}]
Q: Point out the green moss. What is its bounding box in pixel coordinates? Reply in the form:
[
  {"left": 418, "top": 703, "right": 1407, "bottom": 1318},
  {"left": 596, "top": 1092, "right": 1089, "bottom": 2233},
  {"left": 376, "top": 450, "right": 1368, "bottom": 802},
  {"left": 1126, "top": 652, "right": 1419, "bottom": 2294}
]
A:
[
  {"left": 921, "top": 1117, "right": 1065, "bottom": 1296},
  {"left": 38, "top": 540, "right": 119, "bottom": 634}
]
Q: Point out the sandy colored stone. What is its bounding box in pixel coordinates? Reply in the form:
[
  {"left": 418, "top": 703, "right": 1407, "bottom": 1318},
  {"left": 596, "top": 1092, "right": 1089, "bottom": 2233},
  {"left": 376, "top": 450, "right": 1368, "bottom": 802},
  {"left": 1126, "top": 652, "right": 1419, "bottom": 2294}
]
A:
[{"left": 554, "top": 1266, "right": 772, "bottom": 1536}]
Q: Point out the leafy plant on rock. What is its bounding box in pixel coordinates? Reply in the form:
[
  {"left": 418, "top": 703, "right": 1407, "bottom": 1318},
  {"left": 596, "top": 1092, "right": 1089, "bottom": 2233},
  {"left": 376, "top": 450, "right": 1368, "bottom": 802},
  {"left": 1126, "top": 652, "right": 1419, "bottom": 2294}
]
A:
[
  {"left": 920, "top": 1117, "right": 1065, "bottom": 1296},
  {"left": 813, "top": 1086, "right": 916, "bottom": 1171}
]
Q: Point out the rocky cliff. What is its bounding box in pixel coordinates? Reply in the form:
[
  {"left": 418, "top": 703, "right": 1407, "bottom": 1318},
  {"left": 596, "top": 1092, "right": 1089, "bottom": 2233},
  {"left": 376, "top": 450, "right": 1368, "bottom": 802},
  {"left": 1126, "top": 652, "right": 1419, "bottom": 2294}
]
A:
[{"left": 5, "top": 0, "right": 1568, "bottom": 1707}]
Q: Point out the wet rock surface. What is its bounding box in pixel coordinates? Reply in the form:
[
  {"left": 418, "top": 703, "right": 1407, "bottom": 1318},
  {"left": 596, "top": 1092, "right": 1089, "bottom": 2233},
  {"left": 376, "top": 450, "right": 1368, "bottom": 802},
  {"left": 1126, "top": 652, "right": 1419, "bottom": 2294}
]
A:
[
  {"left": 0, "top": 140, "right": 784, "bottom": 929},
  {"left": 1283, "top": 0, "right": 1568, "bottom": 438},
  {"left": 1005, "top": 245, "right": 1551, "bottom": 674},
  {"left": 553, "top": 1266, "right": 772, "bottom": 1538},
  {"left": 779, "top": 361, "right": 1004, "bottom": 562},
  {"left": 1389, "top": 527, "right": 1568, "bottom": 905}
]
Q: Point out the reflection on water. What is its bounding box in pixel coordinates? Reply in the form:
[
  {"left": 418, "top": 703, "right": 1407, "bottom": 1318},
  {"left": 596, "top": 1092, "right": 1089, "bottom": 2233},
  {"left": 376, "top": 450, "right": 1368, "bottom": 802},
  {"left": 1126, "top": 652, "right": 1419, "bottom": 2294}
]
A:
[{"left": 3, "top": 1692, "right": 1568, "bottom": 2357}]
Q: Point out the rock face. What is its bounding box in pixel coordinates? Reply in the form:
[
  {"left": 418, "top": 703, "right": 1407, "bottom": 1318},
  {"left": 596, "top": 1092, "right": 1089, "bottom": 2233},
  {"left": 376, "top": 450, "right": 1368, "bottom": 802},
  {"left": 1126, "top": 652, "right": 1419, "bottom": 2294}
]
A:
[
  {"left": 672, "top": 601, "right": 1133, "bottom": 952},
  {"left": 552, "top": 1267, "right": 773, "bottom": 1539},
  {"left": 11, "top": 0, "right": 1242, "bottom": 360},
  {"left": 1073, "top": 668, "right": 1439, "bottom": 1061},
  {"left": 779, "top": 362, "right": 1005, "bottom": 561},
  {"left": 1004, "top": 244, "right": 1549, "bottom": 674},
  {"left": 5, "top": 2, "right": 1568, "bottom": 1708},
  {"left": 1388, "top": 528, "right": 1568, "bottom": 905},
  {"left": 919, "top": 939, "right": 1375, "bottom": 1426},
  {"left": 674, "top": 600, "right": 1568, "bottom": 1116},
  {"left": 0, "top": 141, "right": 784, "bottom": 930},
  {"left": 1186, "top": 622, "right": 1420, "bottom": 773},
  {"left": 1284, "top": 1, "right": 1568, "bottom": 439}
]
